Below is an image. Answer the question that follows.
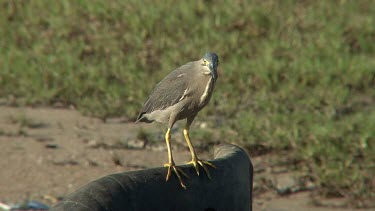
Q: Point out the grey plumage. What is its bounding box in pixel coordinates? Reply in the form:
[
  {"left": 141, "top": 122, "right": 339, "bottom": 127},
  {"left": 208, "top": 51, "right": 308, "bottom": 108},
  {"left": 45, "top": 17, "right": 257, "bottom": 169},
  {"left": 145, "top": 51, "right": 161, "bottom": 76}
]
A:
[
  {"left": 135, "top": 52, "right": 219, "bottom": 188},
  {"left": 136, "top": 62, "right": 193, "bottom": 122},
  {"left": 136, "top": 54, "right": 218, "bottom": 126}
]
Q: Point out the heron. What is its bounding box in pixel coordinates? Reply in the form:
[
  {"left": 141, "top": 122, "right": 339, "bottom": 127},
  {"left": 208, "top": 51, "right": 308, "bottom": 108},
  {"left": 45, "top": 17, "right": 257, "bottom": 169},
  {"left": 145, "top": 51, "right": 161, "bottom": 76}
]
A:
[{"left": 136, "top": 52, "right": 219, "bottom": 188}]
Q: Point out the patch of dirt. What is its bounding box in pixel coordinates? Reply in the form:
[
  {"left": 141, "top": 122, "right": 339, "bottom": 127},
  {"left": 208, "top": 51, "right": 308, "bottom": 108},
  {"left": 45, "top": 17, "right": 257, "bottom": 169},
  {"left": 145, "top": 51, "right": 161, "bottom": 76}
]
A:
[{"left": 0, "top": 106, "right": 369, "bottom": 210}]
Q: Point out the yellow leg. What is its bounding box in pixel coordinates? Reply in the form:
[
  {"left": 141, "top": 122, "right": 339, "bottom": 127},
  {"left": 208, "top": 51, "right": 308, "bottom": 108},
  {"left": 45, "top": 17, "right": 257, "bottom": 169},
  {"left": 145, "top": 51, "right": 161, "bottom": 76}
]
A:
[
  {"left": 183, "top": 128, "right": 216, "bottom": 179},
  {"left": 163, "top": 128, "right": 188, "bottom": 189}
]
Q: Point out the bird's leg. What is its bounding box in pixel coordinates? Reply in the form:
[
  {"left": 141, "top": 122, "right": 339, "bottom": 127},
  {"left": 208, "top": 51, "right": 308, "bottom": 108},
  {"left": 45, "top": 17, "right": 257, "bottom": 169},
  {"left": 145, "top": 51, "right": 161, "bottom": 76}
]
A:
[
  {"left": 163, "top": 127, "right": 188, "bottom": 189},
  {"left": 184, "top": 118, "right": 216, "bottom": 179}
]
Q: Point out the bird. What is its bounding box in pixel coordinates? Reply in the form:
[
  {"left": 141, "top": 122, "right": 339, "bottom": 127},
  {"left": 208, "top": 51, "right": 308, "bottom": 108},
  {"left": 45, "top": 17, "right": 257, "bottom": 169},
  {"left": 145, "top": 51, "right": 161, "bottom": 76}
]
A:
[{"left": 136, "top": 52, "right": 219, "bottom": 188}]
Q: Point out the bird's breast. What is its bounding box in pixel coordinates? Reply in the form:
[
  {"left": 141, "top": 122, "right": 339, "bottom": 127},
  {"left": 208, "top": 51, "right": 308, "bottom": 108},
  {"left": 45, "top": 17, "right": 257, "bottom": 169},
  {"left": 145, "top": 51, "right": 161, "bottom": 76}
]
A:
[{"left": 198, "top": 76, "right": 215, "bottom": 108}]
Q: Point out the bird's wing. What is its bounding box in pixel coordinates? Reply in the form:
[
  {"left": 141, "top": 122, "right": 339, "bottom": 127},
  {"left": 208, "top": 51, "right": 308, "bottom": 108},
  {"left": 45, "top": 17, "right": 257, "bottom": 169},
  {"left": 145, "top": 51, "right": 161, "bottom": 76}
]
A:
[{"left": 137, "top": 62, "right": 194, "bottom": 119}]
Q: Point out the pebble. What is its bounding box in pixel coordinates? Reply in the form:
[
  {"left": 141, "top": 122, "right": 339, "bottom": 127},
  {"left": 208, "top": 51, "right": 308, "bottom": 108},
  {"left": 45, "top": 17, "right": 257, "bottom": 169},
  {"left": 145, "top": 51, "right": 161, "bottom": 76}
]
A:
[{"left": 273, "top": 173, "right": 300, "bottom": 195}]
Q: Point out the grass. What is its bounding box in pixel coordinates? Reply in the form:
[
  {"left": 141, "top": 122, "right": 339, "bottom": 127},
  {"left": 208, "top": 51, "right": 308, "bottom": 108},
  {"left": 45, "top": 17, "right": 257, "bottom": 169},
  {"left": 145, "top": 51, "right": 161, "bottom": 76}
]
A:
[{"left": 0, "top": 0, "right": 374, "bottom": 207}]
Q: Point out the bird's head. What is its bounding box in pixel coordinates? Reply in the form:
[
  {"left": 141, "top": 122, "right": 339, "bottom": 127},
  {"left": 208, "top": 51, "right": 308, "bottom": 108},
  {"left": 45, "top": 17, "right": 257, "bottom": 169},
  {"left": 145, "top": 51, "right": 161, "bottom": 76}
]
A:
[{"left": 202, "top": 52, "right": 219, "bottom": 79}]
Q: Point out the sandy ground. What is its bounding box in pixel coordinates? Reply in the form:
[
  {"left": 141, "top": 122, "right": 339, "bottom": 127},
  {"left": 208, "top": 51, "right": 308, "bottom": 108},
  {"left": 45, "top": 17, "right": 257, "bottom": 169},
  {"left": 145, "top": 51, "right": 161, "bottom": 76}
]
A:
[{"left": 0, "top": 106, "right": 368, "bottom": 210}]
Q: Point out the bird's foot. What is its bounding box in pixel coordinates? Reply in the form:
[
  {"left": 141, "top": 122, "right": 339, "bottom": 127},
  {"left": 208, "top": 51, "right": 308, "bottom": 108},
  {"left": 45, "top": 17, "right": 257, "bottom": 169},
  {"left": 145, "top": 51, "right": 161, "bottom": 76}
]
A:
[
  {"left": 164, "top": 162, "right": 189, "bottom": 189},
  {"left": 186, "top": 158, "right": 216, "bottom": 179}
]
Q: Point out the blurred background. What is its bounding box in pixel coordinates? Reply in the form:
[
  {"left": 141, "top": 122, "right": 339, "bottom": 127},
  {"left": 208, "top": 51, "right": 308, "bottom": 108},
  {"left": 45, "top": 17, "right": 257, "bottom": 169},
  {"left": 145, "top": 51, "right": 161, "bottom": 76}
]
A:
[{"left": 0, "top": 0, "right": 374, "bottom": 209}]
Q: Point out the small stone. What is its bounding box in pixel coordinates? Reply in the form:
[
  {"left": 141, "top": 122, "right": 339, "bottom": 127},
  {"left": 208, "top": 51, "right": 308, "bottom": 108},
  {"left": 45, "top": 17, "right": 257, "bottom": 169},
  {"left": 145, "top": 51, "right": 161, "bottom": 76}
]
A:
[
  {"left": 273, "top": 173, "right": 300, "bottom": 195},
  {"left": 200, "top": 122, "right": 208, "bottom": 129},
  {"left": 304, "top": 181, "right": 316, "bottom": 190},
  {"left": 87, "top": 140, "right": 98, "bottom": 147},
  {"left": 45, "top": 143, "right": 59, "bottom": 149},
  {"left": 125, "top": 139, "right": 146, "bottom": 149}
]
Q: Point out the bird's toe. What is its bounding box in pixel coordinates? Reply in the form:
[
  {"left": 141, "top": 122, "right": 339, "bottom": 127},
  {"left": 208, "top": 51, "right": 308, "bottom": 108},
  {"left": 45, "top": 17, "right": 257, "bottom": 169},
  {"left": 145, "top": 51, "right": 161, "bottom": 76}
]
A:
[
  {"left": 164, "top": 162, "right": 188, "bottom": 189},
  {"left": 187, "top": 158, "right": 216, "bottom": 179}
]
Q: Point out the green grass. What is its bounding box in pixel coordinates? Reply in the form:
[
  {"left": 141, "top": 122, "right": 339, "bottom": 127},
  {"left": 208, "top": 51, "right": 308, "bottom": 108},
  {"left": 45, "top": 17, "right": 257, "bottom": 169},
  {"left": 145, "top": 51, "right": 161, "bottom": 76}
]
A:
[{"left": 0, "top": 0, "right": 374, "bottom": 207}]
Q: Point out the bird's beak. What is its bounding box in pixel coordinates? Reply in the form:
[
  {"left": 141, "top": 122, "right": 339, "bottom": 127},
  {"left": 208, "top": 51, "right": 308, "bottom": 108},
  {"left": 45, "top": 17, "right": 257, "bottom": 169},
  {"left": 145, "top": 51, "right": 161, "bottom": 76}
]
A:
[
  {"left": 208, "top": 62, "right": 217, "bottom": 79},
  {"left": 208, "top": 62, "right": 215, "bottom": 71}
]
